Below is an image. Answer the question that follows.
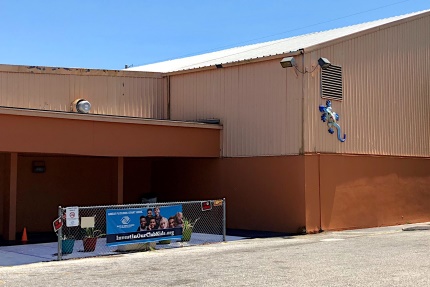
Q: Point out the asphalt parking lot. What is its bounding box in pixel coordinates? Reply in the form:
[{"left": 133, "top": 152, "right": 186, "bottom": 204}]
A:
[{"left": 0, "top": 223, "right": 429, "bottom": 287}]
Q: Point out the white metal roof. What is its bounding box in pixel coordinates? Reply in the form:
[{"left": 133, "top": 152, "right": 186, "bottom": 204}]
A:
[{"left": 127, "top": 10, "right": 430, "bottom": 73}]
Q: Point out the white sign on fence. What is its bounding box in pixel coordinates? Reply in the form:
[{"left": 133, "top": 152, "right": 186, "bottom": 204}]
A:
[
  {"left": 66, "top": 206, "right": 79, "bottom": 227},
  {"left": 81, "top": 216, "right": 95, "bottom": 228}
]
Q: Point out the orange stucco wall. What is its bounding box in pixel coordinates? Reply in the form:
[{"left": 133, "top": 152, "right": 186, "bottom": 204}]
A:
[
  {"left": 3, "top": 153, "right": 430, "bottom": 238},
  {"left": 152, "top": 154, "right": 430, "bottom": 233},
  {"left": 306, "top": 154, "right": 430, "bottom": 231},
  {"left": 0, "top": 112, "right": 220, "bottom": 157},
  {"left": 0, "top": 155, "right": 155, "bottom": 237},
  {"left": 0, "top": 153, "right": 7, "bottom": 234},
  {"left": 152, "top": 156, "right": 307, "bottom": 233},
  {"left": 123, "top": 158, "right": 153, "bottom": 204},
  {"left": 16, "top": 155, "right": 118, "bottom": 233}
]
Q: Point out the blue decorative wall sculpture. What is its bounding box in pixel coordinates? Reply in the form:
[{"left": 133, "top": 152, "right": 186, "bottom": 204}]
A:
[{"left": 318, "top": 100, "right": 346, "bottom": 142}]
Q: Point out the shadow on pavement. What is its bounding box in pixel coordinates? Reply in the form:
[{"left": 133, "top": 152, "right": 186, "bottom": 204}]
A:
[{"left": 227, "top": 228, "right": 294, "bottom": 239}]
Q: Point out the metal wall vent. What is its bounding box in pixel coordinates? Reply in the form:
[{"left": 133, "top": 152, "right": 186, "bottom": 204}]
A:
[{"left": 321, "top": 64, "right": 343, "bottom": 100}]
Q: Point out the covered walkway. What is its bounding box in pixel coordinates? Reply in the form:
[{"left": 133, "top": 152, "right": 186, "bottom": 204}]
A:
[{"left": 0, "top": 107, "right": 221, "bottom": 242}]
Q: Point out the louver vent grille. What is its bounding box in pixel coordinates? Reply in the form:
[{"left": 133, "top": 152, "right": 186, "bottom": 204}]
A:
[{"left": 321, "top": 65, "right": 343, "bottom": 100}]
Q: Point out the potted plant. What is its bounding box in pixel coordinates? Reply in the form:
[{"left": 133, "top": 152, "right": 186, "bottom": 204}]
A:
[
  {"left": 83, "top": 227, "right": 105, "bottom": 252},
  {"left": 181, "top": 217, "right": 199, "bottom": 242},
  {"left": 58, "top": 222, "right": 75, "bottom": 255},
  {"left": 61, "top": 235, "right": 75, "bottom": 254}
]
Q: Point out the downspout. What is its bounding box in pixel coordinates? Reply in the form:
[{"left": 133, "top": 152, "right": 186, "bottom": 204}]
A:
[
  {"left": 318, "top": 153, "right": 322, "bottom": 232},
  {"left": 167, "top": 75, "right": 171, "bottom": 120},
  {"left": 300, "top": 49, "right": 323, "bottom": 232},
  {"left": 300, "top": 48, "right": 305, "bottom": 154},
  {"left": 299, "top": 48, "right": 307, "bottom": 231}
]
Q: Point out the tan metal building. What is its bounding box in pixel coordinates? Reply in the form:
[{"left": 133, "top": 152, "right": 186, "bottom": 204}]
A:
[
  {"left": 1, "top": 10, "right": 429, "bottom": 242},
  {"left": 130, "top": 10, "right": 430, "bottom": 233},
  {"left": 0, "top": 67, "right": 220, "bottom": 241}
]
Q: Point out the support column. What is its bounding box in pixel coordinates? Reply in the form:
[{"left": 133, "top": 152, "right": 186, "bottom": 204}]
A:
[
  {"left": 3, "top": 153, "right": 17, "bottom": 241},
  {"left": 116, "top": 157, "right": 124, "bottom": 204},
  {"left": 304, "top": 154, "right": 321, "bottom": 233}
]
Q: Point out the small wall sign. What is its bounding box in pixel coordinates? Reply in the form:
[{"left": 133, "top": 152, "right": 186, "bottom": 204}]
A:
[{"left": 32, "top": 161, "right": 46, "bottom": 173}]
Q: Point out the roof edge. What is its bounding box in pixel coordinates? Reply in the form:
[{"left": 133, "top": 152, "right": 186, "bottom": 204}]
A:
[
  {"left": 149, "top": 9, "right": 430, "bottom": 76},
  {"left": 298, "top": 10, "right": 430, "bottom": 55},
  {"left": 0, "top": 106, "right": 222, "bottom": 130},
  {"left": 0, "top": 63, "right": 164, "bottom": 78},
  {"left": 165, "top": 50, "right": 302, "bottom": 76}
]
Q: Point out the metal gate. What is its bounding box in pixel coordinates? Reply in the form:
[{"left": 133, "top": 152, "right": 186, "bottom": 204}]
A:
[{"left": 56, "top": 199, "right": 226, "bottom": 261}]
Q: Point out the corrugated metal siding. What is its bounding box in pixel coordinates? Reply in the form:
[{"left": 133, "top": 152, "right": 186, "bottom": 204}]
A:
[
  {"left": 170, "top": 59, "right": 302, "bottom": 157},
  {"left": 305, "top": 14, "right": 430, "bottom": 156},
  {"left": 0, "top": 72, "right": 165, "bottom": 119}
]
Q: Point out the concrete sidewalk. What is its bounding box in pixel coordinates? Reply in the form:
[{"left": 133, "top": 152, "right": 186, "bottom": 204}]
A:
[
  {"left": 0, "top": 233, "right": 245, "bottom": 266},
  {"left": 0, "top": 241, "right": 56, "bottom": 266}
]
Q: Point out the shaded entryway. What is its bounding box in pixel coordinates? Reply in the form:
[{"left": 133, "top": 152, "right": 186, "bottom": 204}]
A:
[{"left": 0, "top": 108, "right": 221, "bottom": 243}]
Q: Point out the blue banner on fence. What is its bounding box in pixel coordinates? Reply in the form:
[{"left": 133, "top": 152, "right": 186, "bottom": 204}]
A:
[{"left": 106, "top": 205, "right": 183, "bottom": 246}]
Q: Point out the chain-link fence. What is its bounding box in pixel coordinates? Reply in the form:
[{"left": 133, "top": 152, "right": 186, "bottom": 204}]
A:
[{"left": 56, "top": 199, "right": 226, "bottom": 261}]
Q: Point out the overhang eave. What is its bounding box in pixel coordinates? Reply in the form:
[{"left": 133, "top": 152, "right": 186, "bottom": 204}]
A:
[{"left": 0, "top": 108, "right": 221, "bottom": 157}]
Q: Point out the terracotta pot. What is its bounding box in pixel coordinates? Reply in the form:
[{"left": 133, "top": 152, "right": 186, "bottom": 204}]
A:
[{"left": 83, "top": 237, "right": 98, "bottom": 252}]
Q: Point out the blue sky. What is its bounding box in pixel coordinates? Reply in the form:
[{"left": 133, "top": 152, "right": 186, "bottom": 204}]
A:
[{"left": 0, "top": 0, "right": 428, "bottom": 70}]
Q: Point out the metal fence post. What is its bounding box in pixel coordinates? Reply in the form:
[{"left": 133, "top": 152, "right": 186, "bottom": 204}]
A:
[
  {"left": 223, "top": 198, "right": 226, "bottom": 242},
  {"left": 57, "top": 206, "right": 62, "bottom": 261}
]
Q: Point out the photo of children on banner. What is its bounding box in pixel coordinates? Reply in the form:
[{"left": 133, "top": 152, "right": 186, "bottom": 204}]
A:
[
  {"left": 136, "top": 216, "right": 147, "bottom": 231},
  {"left": 136, "top": 208, "right": 183, "bottom": 230},
  {"left": 174, "top": 212, "right": 183, "bottom": 227}
]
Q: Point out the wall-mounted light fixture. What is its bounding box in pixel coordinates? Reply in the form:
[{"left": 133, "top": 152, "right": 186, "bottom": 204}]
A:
[
  {"left": 280, "top": 56, "right": 332, "bottom": 71},
  {"left": 317, "top": 57, "right": 331, "bottom": 69},
  {"left": 71, "top": 99, "right": 91, "bottom": 114},
  {"left": 280, "top": 57, "right": 296, "bottom": 68}
]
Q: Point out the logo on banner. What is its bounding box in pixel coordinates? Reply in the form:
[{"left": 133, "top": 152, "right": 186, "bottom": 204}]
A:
[{"left": 121, "top": 216, "right": 131, "bottom": 225}]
